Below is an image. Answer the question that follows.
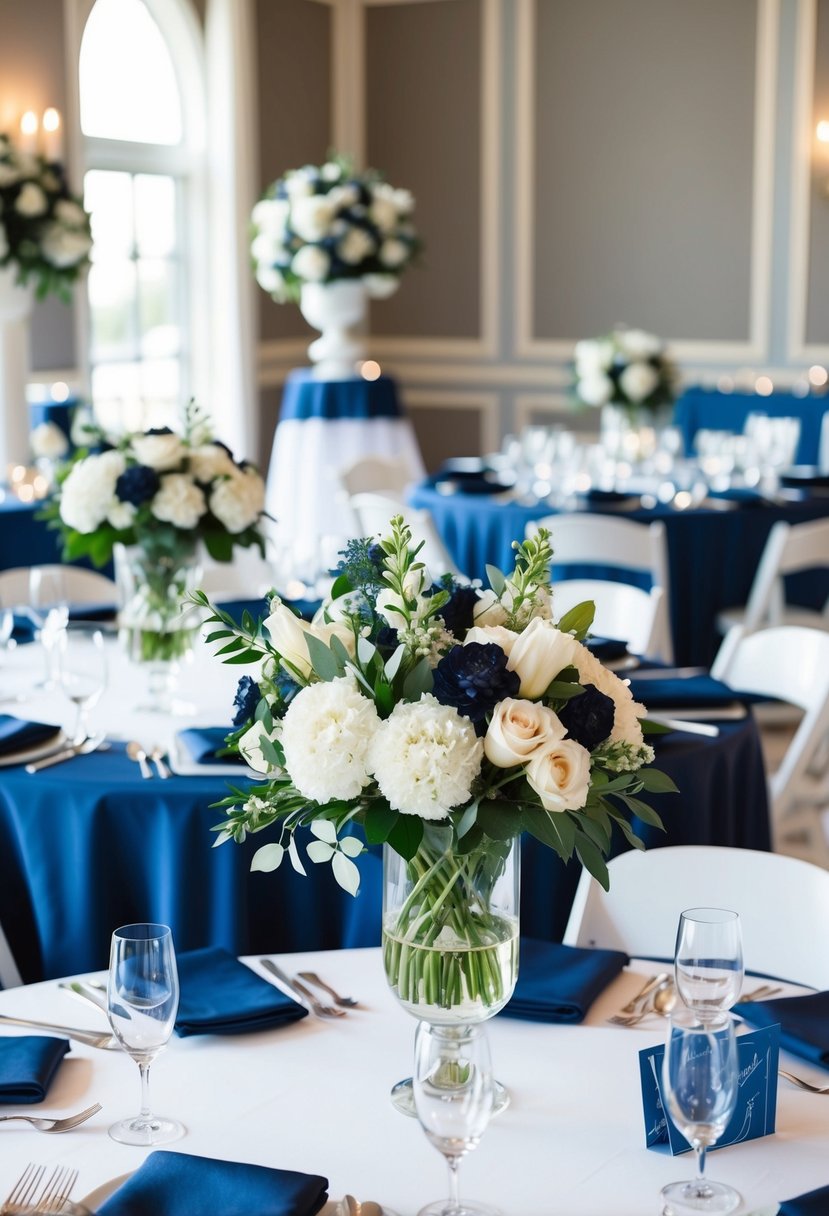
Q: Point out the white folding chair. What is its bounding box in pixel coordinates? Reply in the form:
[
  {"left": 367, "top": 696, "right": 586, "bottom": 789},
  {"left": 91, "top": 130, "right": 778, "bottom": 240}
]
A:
[
  {"left": 197, "top": 554, "right": 277, "bottom": 603},
  {"left": 819, "top": 410, "right": 829, "bottom": 473},
  {"left": 339, "top": 455, "right": 412, "bottom": 498},
  {"left": 0, "top": 564, "right": 116, "bottom": 605},
  {"left": 712, "top": 625, "right": 829, "bottom": 859},
  {"left": 563, "top": 845, "right": 829, "bottom": 988},
  {"left": 551, "top": 579, "right": 666, "bottom": 660},
  {"left": 349, "top": 492, "right": 464, "bottom": 580},
  {"left": 0, "top": 924, "right": 22, "bottom": 989},
  {"left": 527, "top": 514, "right": 673, "bottom": 662},
  {"left": 716, "top": 518, "right": 829, "bottom": 637}
]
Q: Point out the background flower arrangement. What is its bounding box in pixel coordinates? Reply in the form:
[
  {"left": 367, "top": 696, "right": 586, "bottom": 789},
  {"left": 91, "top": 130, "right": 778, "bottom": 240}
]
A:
[
  {"left": 572, "top": 327, "right": 678, "bottom": 420},
  {"left": 0, "top": 132, "right": 92, "bottom": 300},
  {"left": 250, "top": 155, "right": 419, "bottom": 304}
]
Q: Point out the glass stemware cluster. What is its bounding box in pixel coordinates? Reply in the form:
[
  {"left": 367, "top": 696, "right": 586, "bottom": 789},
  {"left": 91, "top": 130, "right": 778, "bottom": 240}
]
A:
[{"left": 661, "top": 907, "right": 744, "bottom": 1216}]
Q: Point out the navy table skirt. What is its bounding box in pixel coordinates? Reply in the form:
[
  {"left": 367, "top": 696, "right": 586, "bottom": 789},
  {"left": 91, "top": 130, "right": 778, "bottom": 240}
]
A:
[
  {"left": 410, "top": 483, "right": 829, "bottom": 666},
  {"left": 0, "top": 718, "right": 769, "bottom": 982}
]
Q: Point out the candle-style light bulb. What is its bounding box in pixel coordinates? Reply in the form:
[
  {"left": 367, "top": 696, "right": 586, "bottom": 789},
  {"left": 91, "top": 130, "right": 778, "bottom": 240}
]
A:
[
  {"left": 19, "top": 110, "right": 38, "bottom": 154},
  {"left": 42, "top": 107, "right": 62, "bottom": 162}
]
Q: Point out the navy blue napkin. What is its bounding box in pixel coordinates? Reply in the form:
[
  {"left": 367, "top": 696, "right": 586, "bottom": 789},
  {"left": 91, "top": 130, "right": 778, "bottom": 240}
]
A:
[
  {"left": 97, "top": 1151, "right": 328, "bottom": 1216},
  {"left": 502, "top": 938, "right": 628, "bottom": 1023},
  {"left": 734, "top": 990, "right": 829, "bottom": 1068},
  {"left": 0, "top": 1035, "right": 69, "bottom": 1103},
  {"left": 627, "top": 673, "right": 739, "bottom": 708},
  {"left": 175, "top": 948, "right": 308, "bottom": 1036},
  {"left": 0, "top": 714, "right": 60, "bottom": 757},
  {"left": 176, "top": 727, "right": 242, "bottom": 765},
  {"left": 586, "top": 636, "right": 629, "bottom": 662},
  {"left": 780, "top": 1184, "right": 829, "bottom": 1214}
]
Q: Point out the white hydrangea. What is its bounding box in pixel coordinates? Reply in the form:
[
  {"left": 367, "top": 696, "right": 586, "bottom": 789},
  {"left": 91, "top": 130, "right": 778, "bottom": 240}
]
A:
[
  {"left": 40, "top": 224, "right": 92, "bottom": 268},
  {"left": 30, "top": 421, "right": 68, "bottom": 460},
  {"left": 15, "top": 182, "right": 47, "bottom": 217},
  {"left": 367, "top": 695, "right": 483, "bottom": 819},
  {"left": 209, "top": 468, "right": 265, "bottom": 533},
  {"left": 281, "top": 676, "right": 380, "bottom": 802},
  {"left": 151, "top": 473, "right": 206, "bottom": 529},
  {"left": 59, "top": 450, "right": 125, "bottom": 533},
  {"left": 187, "top": 443, "right": 236, "bottom": 483}
]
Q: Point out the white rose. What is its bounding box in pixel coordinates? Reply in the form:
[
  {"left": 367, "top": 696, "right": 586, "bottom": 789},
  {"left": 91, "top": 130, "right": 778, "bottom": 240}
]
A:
[
  {"left": 619, "top": 361, "right": 659, "bottom": 403},
  {"left": 15, "top": 182, "right": 47, "bottom": 216},
  {"left": 574, "top": 338, "right": 613, "bottom": 374},
  {"left": 130, "top": 431, "right": 185, "bottom": 471},
  {"left": 264, "top": 600, "right": 356, "bottom": 682},
  {"left": 378, "top": 237, "right": 409, "bottom": 268},
  {"left": 188, "top": 443, "right": 236, "bottom": 483},
  {"left": 30, "top": 421, "right": 68, "bottom": 461},
  {"left": 506, "top": 617, "right": 582, "bottom": 699},
  {"left": 281, "top": 675, "right": 380, "bottom": 803},
  {"left": 337, "top": 226, "right": 375, "bottom": 265},
  {"left": 40, "top": 224, "right": 92, "bottom": 268},
  {"left": 151, "top": 473, "right": 206, "bottom": 529},
  {"left": 59, "top": 449, "right": 125, "bottom": 533},
  {"left": 484, "top": 698, "right": 566, "bottom": 768},
  {"left": 251, "top": 197, "right": 290, "bottom": 234},
  {"left": 526, "top": 738, "right": 592, "bottom": 812},
  {"left": 290, "top": 195, "right": 335, "bottom": 242},
  {"left": 472, "top": 589, "right": 508, "bottom": 628},
  {"left": 616, "top": 328, "right": 662, "bottom": 359},
  {"left": 291, "top": 244, "right": 330, "bottom": 282},
  {"left": 375, "top": 567, "right": 425, "bottom": 632},
  {"left": 209, "top": 468, "right": 265, "bottom": 534},
  {"left": 0, "top": 222, "right": 7, "bottom": 260},
  {"left": 463, "top": 624, "right": 519, "bottom": 656},
  {"left": 53, "top": 199, "right": 87, "bottom": 226},
  {"left": 577, "top": 372, "right": 614, "bottom": 407},
  {"left": 363, "top": 273, "right": 399, "bottom": 300},
  {"left": 368, "top": 196, "right": 398, "bottom": 234}
]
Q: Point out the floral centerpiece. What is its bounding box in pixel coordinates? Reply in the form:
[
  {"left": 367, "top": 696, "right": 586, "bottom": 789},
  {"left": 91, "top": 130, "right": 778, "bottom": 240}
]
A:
[
  {"left": 195, "top": 517, "right": 674, "bottom": 1022},
  {"left": 45, "top": 404, "right": 267, "bottom": 671},
  {"left": 572, "top": 327, "right": 678, "bottom": 424},
  {"left": 0, "top": 132, "right": 92, "bottom": 300}
]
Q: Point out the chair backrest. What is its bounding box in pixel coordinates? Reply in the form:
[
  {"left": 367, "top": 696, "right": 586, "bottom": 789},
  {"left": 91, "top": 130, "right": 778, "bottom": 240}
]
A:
[
  {"left": 350, "top": 492, "right": 462, "bottom": 579},
  {"left": 527, "top": 514, "right": 673, "bottom": 661},
  {"left": 339, "top": 455, "right": 412, "bottom": 497},
  {"left": 712, "top": 624, "right": 829, "bottom": 822},
  {"left": 0, "top": 923, "right": 22, "bottom": 988},
  {"left": 820, "top": 410, "right": 829, "bottom": 473},
  {"left": 739, "top": 519, "right": 829, "bottom": 632},
  {"left": 0, "top": 565, "right": 117, "bottom": 606},
  {"left": 563, "top": 845, "right": 829, "bottom": 987},
  {"left": 198, "top": 555, "right": 276, "bottom": 602},
  {"left": 551, "top": 579, "right": 665, "bottom": 659}
]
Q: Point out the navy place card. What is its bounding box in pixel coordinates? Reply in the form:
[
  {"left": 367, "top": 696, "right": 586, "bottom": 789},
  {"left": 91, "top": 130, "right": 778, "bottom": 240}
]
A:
[{"left": 639, "top": 1024, "right": 780, "bottom": 1155}]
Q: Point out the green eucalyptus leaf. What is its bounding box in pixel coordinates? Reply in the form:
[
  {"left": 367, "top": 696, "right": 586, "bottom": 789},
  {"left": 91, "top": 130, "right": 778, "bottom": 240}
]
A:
[
  {"left": 557, "top": 600, "right": 595, "bottom": 639},
  {"left": 486, "top": 564, "right": 506, "bottom": 596},
  {"left": 387, "top": 813, "right": 424, "bottom": 860},
  {"left": 637, "top": 768, "right": 679, "bottom": 793},
  {"left": 305, "top": 634, "right": 342, "bottom": 681},
  {"left": 574, "top": 835, "right": 610, "bottom": 891},
  {"left": 402, "top": 657, "right": 433, "bottom": 700}
]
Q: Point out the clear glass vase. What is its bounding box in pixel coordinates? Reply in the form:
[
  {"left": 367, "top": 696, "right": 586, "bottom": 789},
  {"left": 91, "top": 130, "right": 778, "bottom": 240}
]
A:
[
  {"left": 382, "top": 825, "right": 520, "bottom": 1117},
  {"left": 114, "top": 540, "right": 202, "bottom": 713}
]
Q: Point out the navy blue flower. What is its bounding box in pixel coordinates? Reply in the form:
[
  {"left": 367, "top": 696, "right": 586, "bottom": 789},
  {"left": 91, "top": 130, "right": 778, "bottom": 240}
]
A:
[
  {"left": 144, "top": 426, "right": 174, "bottom": 436},
  {"left": 115, "top": 464, "right": 160, "bottom": 506},
  {"left": 558, "top": 684, "right": 615, "bottom": 751},
  {"left": 432, "top": 642, "right": 520, "bottom": 733},
  {"left": 232, "top": 675, "right": 261, "bottom": 726},
  {"left": 436, "top": 584, "right": 479, "bottom": 637}
]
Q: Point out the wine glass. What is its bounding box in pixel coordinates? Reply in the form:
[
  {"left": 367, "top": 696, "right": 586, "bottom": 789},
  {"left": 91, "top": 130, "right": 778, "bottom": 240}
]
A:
[
  {"left": 57, "top": 628, "right": 107, "bottom": 742},
  {"left": 675, "top": 908, "right": 743, "bottom": 1023},
  {"left": 660, "top": 1009, "right": 741, "bottom": 1215},
  {"left": 28, "top": 567, "right": 68, "bottom": 689},
  {"left": 106, "top": 922, "right": 185, "bottom": 1146},
  {"left": 413, "top": 1022, "right": 499, "bottom": 1216}
]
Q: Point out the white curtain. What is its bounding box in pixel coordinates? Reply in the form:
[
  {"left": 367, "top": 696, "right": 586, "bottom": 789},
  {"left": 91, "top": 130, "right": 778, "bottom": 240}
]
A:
[{"left": 205, "top": 0, "right": 258, "bottom": 462}]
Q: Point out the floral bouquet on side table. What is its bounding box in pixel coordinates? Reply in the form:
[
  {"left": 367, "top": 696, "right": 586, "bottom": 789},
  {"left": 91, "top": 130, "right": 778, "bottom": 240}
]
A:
[
  {"left": 195, "top": 517, "right": 674, "bottom": 1023},
  {"left": 572, "top": 327, "right": 678, "bottom": 423}
]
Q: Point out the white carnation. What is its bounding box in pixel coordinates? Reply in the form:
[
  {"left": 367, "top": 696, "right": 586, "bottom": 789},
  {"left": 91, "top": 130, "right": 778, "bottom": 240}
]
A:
[
  {"left": 209, "top": 468, "right": 265, "bottom": 533},
  {"left": 40, "top": 223, "right": 92, "bottom": 268},
  {"left": 59, "top": 450, "right": 125, "bottom": 533},
  {"left": 281, "top": 676, "right": 380, "bottom": 802},
  {"left": 188, "top": 443, "right": 236, "bottom": 483},
  {"left": 30, "top": 421, "right": 68, "bottom": 460},
  {"left": 337, "top": 226, "right": 375, "bottom": 265},
  {"left": 569, "top": 645, "right": 647, "bottom": 753},
  {"left": 619, "top": 361, "right": 659, "bottom": 403},
  {"left": 367, "top": 695, "right": 483, "bottom": 819},
  {"left": 15, "top": 182, "right": 47, "bottom": 216},
  {"left": 131, "top": 431, "right": 185, "bottom": 471},
  {"left": 151, "top": 473, "right": 206, "bottom": 529},
  {"left": 292, "top": 244, "right": 330, "bottom": 282}
]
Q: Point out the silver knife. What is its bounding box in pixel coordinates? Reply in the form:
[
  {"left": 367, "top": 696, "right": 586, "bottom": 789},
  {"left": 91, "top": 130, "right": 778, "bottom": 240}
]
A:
[
  {"left": 0, "top": 1012, "right": 118, "bottom": 1049},
  {"left": 59, "top": 979, "right": 109, "bottom": 1013},
  {"left": 259, "top": 958, "right": 324, "bottom": 1015},
  {"left": 25, "top": 735, "right": 106, "bottom": 773}
]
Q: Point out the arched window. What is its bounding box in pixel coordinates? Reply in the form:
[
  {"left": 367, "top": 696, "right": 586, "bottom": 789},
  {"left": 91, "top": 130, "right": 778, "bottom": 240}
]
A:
[{"left": 76, "top": 0, "right": 205, "bottom": 433}]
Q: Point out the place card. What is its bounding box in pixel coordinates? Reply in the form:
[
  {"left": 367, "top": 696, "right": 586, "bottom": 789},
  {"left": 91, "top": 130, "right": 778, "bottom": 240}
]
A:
[{"left": 639, "top": 1024, "right": 780, "bottom": 1155}]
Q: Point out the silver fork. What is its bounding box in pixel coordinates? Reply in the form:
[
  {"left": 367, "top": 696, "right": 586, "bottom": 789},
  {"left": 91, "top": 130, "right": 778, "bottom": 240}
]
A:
[
  {"left": 778, "top": 1069, "right": 829, "bottom": 1094},
  {"left": 0, "top": 1013, "right": 119, "bottom": 1050},
  {"left": 297, "top": 971, "right": 358, "bottom": 1007},
  {"left": 259, "top": 959, "right": 345, "bottom": 1018},
  {"left": 2, "top": 1163, "right": 79, "bottom": 1212},
  {"left": 0, "top": 1102, "right": 101, "bottom": 1134}
]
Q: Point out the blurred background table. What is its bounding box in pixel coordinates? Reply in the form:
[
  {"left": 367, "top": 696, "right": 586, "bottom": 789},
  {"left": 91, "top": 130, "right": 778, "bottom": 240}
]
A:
[{"left": 674, "top": 387, "right": 829, "bottom": 466}]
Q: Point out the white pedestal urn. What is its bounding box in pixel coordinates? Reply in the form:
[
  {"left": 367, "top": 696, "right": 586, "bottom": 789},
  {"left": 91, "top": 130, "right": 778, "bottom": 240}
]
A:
[
  {"left": 0, "top": 266, "right": 35, "bottom": 478},
  {"left": 299, "top": 280, "right": 368, "bottom": 380}
]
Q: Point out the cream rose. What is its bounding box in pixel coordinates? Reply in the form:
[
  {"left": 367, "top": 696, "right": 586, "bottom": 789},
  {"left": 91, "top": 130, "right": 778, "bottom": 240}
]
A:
[
  {"left": 131, "top": 431, "right": 185, "bottom": 471},
  {"left": 506, "top": 618, "right": 581, "bottom": 699},
  {"left": 484, "top": 698, "right": 566, "bottom": 768},
  {"left": 472, "top": 589, "right": 508, "bottom": 628},
  {"left": 463, "top": 624, "right": 519, "bottom": 656},
  {"left": 264, "top": 600, "right": 355, "bottom": 682},
  {"left": 526, "top": 739, "right": 591, "bottom": 812}
]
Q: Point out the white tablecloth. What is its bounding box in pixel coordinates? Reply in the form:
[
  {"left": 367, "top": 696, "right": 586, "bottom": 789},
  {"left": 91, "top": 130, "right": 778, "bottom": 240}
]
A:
[{"left": 0, "top": 950, "right": 826, "bottom": 1215}]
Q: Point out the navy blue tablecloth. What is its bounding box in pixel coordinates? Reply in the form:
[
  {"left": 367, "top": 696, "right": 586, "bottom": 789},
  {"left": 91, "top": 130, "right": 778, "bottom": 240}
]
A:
[
  {"left": 674, "top": 387, "right": 829, "bottom": 465},
  {"left": 0, "top": 715, "right": 769, "bottom": 982},
  {"left": 409, "top": 482, "right": 829, "bottom": 665},
  {"left": 279, "top": 370, "right": 401, "bottom": 422}
]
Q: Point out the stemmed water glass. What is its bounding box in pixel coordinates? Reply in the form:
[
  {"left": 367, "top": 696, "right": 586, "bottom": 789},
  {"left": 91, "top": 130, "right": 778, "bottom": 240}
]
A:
[
  {"left": 57, "top": 628, "right": 107, "bottom": 741},
  {"left": 28, "top": 568, "right": 68, "bottom": 689},
  {"left": 106, "top": 922, "right": 185, "bottom": 1146},
  {"left": 675, "top": 908, "right": 743, "bottom": 1023},
  {"left": 412, "top": 1022, "right": 499, "bottom": 1216},
  {"left": 660, "top": 1009, "right": 741, "bottom": 1215}
]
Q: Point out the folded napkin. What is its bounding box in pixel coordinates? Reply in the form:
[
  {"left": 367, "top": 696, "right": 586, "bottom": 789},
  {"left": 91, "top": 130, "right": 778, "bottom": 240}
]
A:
[
  {"left": 627, "top": 673, "right": 740, "bottom": 709},
  {"left": 585, "top": 636, "right": 629, "bottom": 662},
  {"left": 0, "top": 714, "right": 60, "bottom": 757},
  {"left": 503, "top": 938, "right": 628, "bottom": 1023},
  {"left": 0, "top": 1035, "right": 69, "bottom": 1103},
  {"left": 176, "top": 727, "right": 243, "bottom": 765},
  {"left": 733, "top": 990, "right": 829, "bottom": 1068},
  {"left": 780, "top": 1184, "right": 829, "bottom": 1214},
  {"left": 175, "top": 947, "right": 308, "bottom": 1036},
  {"left": 97, "top": 1151, "right": 328, "bottom": 1216}
]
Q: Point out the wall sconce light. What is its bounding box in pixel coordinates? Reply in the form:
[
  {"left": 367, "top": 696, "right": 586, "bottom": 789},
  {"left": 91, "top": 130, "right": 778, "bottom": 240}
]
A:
[
  {"left": 816, "top": 121, "right": 829, "bottom": 194},
  {"left": 17, "top": 108, "right": 63, "bottom": 162}
]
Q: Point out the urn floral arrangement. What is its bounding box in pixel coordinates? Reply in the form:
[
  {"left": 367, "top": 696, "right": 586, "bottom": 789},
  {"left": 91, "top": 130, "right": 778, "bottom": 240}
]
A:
[
  {"left": 572, "top": 327, "right": 678, "bottom": 426},
  {"left": 46, "top": 405, "right": 267, "bottom": 697},
  {"left": 197, "top": 517, "right": 673, "bottom": 1023}
]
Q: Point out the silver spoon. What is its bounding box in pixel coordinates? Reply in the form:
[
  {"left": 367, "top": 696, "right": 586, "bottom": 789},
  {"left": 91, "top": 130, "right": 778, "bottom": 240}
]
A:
[
  {"left": 0, "top": 1102, "right": 101, "bottom": 1133},
  {"left": 297, "top": 970, "right": 358, "bottom": 1007},
  {"left": 150, "top": 745, "right": 171, "bottom": 779},
  {"left": 126, "top": 741, "right": 153, "bottom": 779}
]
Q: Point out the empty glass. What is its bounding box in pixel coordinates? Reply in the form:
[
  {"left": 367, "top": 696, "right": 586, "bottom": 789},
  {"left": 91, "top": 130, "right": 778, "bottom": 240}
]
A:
[
  {"left": 28, "top": 568, "right": 69, "bottom": 689},
  {"left": 413, "top": 1022, "right": 499, "bottom": 1216},
  {"left": 57, "top": 628, "right": 107, "bottom": 741},
  {"left": 660, "top": 1009, "right": 740, "bottom": 1214},
  {"left": 675, "top": 908, "right": 743, "bottom": 1023},
  {"left": 106, "top": 922, "right": 185, "bottom": 1146}
]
